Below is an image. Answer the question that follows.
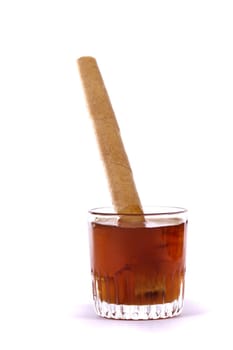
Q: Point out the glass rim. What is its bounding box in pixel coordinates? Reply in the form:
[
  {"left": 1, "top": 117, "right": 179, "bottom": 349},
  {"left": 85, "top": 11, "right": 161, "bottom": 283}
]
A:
[{"left": 88, "top": 206, "right": 188, "bottom": 216}]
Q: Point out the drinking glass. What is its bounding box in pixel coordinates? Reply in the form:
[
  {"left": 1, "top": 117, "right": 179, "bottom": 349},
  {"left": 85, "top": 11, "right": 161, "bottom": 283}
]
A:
[{"left": 88, "top": 206, "right": 188, "bottom": 320}]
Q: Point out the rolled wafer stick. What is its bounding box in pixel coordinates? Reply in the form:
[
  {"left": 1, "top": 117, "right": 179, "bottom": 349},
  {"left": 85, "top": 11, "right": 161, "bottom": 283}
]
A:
[{"left": 77, "top": 56, "right": 144, "bottom": 217}]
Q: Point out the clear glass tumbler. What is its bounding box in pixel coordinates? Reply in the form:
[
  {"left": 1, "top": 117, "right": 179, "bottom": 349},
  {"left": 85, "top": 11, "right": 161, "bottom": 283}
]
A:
[{"left": 88, "top": 206, "right": 188, "bottom": 320}]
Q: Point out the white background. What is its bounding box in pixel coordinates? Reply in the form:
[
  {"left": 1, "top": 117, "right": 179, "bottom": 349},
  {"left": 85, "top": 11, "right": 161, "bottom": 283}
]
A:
[{"left": 0, "top": 0, "right": 233, "bottom": 348}]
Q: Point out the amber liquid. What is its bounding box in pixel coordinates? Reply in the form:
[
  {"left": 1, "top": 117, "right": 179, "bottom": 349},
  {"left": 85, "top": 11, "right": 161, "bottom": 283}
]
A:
[{"left": 89, "top": 219, "right": 187, "bottom": 306}]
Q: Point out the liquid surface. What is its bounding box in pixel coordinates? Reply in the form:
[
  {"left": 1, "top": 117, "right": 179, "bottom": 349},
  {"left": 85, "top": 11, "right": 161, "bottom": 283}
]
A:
[{"left": 89, "top": 220, "right": 187, "bottom": 305}]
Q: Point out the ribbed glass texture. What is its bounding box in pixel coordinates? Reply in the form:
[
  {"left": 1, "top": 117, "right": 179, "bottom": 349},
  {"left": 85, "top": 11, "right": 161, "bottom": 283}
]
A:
[
  {"left": 88, "top": 206, "right": 187, "bottom": 320},
  {"left": 92, "top": 273, "right": 184, "bottom": 320}
]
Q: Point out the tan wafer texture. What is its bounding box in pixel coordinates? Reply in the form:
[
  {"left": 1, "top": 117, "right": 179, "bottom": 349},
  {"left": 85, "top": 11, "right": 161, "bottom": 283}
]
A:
[{"left": 77, "top": 56, "right": 143, "bottom": 215}]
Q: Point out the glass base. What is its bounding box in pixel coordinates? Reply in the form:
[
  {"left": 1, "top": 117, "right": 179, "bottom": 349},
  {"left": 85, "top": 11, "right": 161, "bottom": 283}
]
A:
[{"left": 93, "top": 298, "right": 184, "bottom": 320}]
